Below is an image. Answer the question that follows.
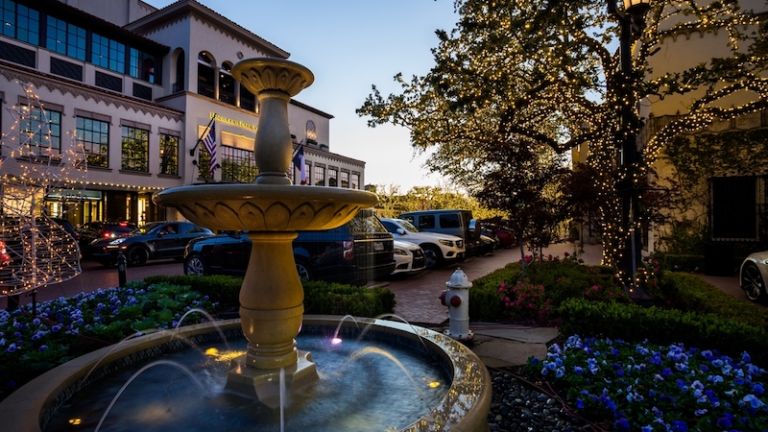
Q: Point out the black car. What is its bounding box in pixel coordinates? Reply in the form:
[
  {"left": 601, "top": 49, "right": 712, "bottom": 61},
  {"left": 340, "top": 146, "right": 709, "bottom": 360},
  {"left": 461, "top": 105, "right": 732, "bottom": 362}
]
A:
[
  {"left": 78, "top": 221, "right": 139, "bottom": 256},
  {"left": 92, "top": 221, "right": 214, "bottom": 266},
  {"left": 184, "top": 210, "right": 396, "bottom": 285}
]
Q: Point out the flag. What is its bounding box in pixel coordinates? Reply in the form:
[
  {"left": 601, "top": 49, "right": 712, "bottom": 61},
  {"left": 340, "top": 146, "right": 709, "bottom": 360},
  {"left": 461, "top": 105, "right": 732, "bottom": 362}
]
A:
[
  {"left": 292, "top": 145, "right": 308, "bottom": 184},
  {"left": 202, "top": 121, "right": 217, "bottom": 175}
]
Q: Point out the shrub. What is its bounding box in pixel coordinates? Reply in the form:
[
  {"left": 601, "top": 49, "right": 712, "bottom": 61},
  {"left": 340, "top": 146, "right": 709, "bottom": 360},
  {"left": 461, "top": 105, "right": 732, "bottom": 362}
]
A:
[
  {"left": 303, "top": 280, "right": 395, "bottom": 317},
  {"left": 656, "top": 253, "right": 705, "bottom": 272},
  {"left": 142, "top": 275, "right": 395, "bottom": 318},
  {"left": 469, "top": 259, "right": 624, "bottom": 322},
  {"left": 469, "top": 262, "right": 521, "bottom": 321},
  {"left": 656, "top": 272, "right": 768, "bottom": 328},
  {"left": 559, "top": 298, "right": 768, "bottom": 366},
  {"left": 143, "top": 274, "right": 241, "bottom": 308},
  {"left": 497, "top": 280, "right": 553, "bottom": 324}
]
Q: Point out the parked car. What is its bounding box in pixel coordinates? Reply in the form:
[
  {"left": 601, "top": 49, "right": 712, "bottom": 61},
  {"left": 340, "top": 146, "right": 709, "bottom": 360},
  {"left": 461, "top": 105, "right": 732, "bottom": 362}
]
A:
[
  {"left": 398, "top": 209, "right": 482, "bottom": 256},
  {"left": 478, "top": 234, "right": 498, "bottom": 256},
  {"left": 184, "top": 209, "right": 395, "bottom": 285},
  {"left": 92, "top": 221, "right": 214, "bottom": 266},
  {"left": 78, "top": 221, "right": 139, "bottom": 256},
  {"left": 740, "top": 250, "right": 768, "bottom": 302},
  {"left": 392, "top": 240, "right": 427, "bottom": 275},
  {"left": 480, "top": 218, "right": 515, "bottom": 249},
  {"left": 380, "top": 217, "right": 465, "bottom": 268}
]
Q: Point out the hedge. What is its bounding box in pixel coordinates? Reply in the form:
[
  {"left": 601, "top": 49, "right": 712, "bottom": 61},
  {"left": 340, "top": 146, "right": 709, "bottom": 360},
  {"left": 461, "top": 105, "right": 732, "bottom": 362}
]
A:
[
  {"left": 142, "top": 275, "right": 395, "bottom": 318},
  {"left": 656, "top": 272, "right": 768, "bottom": 328},
  {"left": 559, "top": 298, "right": 768, "bottom": 366}
]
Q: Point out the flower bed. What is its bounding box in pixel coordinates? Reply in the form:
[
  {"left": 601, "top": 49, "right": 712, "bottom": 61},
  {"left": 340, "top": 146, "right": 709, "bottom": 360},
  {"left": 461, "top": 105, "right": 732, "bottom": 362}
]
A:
[
  {"left": 0, "top": 282, "right": 214, "bottom": 399},
  {"left": 527, "top": 335, "right": 767, "bottom": 431}
]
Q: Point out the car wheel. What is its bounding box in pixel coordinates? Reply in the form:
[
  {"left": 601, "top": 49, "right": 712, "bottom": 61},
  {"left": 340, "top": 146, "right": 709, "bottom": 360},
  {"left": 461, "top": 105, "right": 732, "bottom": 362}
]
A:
[
  {"left": 422, "top": 245, "right": 441, "bottom": 269},
  {"left": 127, "top": 247, "right": 149, "bottom": 266},
  {"left": 296, "top": 259, "right": 312, "bottom": 281},
  {"left": 741, "top": 262, "right": 766, "bottom": 302},
  {"left": 185, "top": 254, "right": 206, "bottom": 276}
]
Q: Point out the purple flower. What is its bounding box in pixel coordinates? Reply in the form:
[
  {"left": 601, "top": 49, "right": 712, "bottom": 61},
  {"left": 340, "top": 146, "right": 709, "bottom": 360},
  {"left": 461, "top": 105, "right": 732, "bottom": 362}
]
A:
[
  {"left": 613, "top": 417, "right": 630, "bottom": 431},
  {"left": 753, "top": 383, "right": 765, "bottom": 396},
  {"left": 6, "top": 343, "right": 17, "bottom": 353},
  {"left": 39, "top": 344, "right": 48, "bottom": 352},
  {"left": 576, "top": 399, "right": 584, "bottom": 409},
  {"left": 741, "top": 394, "right": 765, "bottom": 410},
  {"left": 671, "top": 420, "right": 688, "bottom": 432}
]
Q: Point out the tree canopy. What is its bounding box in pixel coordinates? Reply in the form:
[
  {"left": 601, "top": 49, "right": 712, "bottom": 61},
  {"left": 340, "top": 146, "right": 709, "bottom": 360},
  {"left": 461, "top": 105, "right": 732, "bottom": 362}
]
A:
[{"left": 358, "top": 0, "right": 768, "bottom": 279}]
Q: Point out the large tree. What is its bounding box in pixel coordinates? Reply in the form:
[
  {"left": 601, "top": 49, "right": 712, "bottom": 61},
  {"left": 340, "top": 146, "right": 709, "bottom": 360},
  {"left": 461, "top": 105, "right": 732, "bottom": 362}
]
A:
[{"left": 358, "top": 0, "right": 768, "bottom": 286}]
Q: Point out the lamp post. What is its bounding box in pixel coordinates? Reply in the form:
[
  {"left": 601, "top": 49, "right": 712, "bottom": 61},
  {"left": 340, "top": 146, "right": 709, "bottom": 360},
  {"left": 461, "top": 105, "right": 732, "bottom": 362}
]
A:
[{"left": 608, "top": 0, "right": 651, "bottom": 289}]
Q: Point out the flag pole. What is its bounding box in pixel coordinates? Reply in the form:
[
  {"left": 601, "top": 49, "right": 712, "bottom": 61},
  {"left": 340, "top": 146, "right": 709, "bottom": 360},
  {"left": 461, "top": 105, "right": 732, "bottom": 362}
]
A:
[{"left": 189, "top": 113, "right": 217, "bottom": 157}]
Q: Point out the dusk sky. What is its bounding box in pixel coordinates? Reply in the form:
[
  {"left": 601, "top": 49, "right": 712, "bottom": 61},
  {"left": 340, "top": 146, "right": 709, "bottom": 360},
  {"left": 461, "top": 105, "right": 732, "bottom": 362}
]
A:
[{"left": 144, "top": 0, "right": 459, "bottom": 191}]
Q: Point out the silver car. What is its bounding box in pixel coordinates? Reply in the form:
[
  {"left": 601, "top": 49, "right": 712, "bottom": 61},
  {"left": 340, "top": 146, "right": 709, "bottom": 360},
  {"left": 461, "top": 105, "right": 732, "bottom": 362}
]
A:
[{"left": 740, "top": 250, "right": 768, "bottom": 302}]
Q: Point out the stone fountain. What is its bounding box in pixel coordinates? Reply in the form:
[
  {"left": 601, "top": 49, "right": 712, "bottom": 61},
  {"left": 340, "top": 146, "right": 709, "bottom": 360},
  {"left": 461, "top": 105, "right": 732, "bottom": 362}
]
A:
[
  {"left": 0, "top": 58, "right": 492, "bottom": 432},
  {"left": 153, "top": 58, "right": 377, "bottom": 405}
]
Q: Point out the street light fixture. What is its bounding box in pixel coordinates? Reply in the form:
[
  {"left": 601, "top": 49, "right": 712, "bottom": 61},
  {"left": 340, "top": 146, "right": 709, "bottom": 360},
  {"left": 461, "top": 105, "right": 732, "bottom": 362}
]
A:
[{"left": 608, "top": 0, "right": 652, "bottom": 291}]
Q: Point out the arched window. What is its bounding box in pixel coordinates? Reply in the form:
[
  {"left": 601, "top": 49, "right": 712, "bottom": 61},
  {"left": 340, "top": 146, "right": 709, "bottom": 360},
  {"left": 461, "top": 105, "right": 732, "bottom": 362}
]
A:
[
  {"left": 219, "top": 61, "right": 235, "bottom": 105},
  {"left": 197, "top": 51, "right": 215, "bottom": 98},
  {"left": 173, "top": 48, "right": 185, "bottom": 92}
]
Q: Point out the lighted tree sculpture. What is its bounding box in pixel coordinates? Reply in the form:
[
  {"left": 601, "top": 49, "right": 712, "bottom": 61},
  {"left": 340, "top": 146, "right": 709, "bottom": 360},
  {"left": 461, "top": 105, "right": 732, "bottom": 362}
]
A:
[
  {"left": 0, "top": 83, "right": 85, "bottom": 302},
  {"left": 358, "top": 0, "right": 768, "bottom": 289}
]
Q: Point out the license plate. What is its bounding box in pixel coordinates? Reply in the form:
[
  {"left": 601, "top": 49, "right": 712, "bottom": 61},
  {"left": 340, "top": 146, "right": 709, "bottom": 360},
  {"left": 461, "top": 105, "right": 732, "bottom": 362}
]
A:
[{"left": 373, "top": 242, "right": 383, "bottom": 251}]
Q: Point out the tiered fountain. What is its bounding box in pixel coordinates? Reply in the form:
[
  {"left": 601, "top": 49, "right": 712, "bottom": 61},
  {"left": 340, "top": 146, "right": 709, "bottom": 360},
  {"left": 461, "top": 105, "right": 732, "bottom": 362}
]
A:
[{"left": 0, "top": 58, "right": 491, "bottom": 431}]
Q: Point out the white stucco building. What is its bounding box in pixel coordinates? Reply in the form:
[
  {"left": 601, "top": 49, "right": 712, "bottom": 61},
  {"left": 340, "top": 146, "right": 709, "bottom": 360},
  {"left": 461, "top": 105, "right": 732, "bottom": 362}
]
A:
[{"left": 0, "top": 0, "right": 365, "bottom": 227}]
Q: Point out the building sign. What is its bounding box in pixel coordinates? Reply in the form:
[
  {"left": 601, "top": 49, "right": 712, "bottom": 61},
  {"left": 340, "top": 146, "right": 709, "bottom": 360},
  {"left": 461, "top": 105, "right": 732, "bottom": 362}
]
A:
[
  {"left": 209, "top": 112, "right": 257, "bottom": 131},
  {"left": 46, "top": 189, "right": 103, "bottom": 201}
]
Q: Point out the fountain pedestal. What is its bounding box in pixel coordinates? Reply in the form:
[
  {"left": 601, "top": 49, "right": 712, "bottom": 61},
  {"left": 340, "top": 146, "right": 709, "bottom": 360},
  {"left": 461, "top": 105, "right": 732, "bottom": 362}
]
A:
[{"left": 154, "top": 58, "right": 378, "bottom": 407}]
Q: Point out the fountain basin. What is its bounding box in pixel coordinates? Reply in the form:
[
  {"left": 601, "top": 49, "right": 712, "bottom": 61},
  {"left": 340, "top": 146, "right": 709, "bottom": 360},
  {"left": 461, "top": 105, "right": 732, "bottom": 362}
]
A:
[
  {"left": 0, "top": 316, "right": 491, "bottom": 431},
  {"left": 154, "top": 184, "right": 378, "bottom": 232}
]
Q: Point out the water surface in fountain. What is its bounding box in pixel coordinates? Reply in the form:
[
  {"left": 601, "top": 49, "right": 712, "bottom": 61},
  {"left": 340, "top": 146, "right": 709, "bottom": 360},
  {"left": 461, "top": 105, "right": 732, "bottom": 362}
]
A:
[{"left": 45, "top": 327, "right": 450, "bottom": 432}]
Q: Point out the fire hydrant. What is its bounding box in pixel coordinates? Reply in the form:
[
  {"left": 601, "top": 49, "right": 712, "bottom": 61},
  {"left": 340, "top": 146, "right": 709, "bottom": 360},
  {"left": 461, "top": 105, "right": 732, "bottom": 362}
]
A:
[{"left": 439, "top": 268, "right": 474, "bottom": 341}]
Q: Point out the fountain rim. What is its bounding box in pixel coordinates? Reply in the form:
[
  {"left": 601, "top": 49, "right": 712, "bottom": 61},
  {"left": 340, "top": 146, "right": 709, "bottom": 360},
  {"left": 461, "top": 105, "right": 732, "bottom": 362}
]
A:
[
  {"left": 231, "top": 57, "right": 315, "bottom": 97},
  {"left": 153, "top": 183, "right": 378, "bottom": 205},
  {"left": 0, "top": 315, "right": 491, "bottom": 432}
]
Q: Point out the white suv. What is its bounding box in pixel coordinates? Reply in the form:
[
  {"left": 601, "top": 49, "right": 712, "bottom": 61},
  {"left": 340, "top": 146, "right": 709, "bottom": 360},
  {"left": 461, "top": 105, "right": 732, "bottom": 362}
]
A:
[{"left": 380, "top": 218, "right": 465, "bottom": 268}]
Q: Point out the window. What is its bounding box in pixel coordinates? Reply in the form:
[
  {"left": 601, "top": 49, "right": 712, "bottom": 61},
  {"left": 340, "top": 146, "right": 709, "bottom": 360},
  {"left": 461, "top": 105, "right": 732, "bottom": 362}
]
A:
[
  {"left": 197, "top": 51, "right": 215, "bottom": 98},
  {"left": 417, "top": 215, "right": 435, "bottom": 230},
  {"left": 340, "top": 171, "right": 349, "bottom": 188},
  {"left": 173, "top": 49, "right": 185, "bottom": 92},
  {"left": 2, "top": 0, "right": 38, "bottom": 45},
  {"left": 16, "top": 3, "right": 37, "bottom": 45},
  {"left": 46, "top": 16, "right": 86, "bottom": 61},
  {"left": 439, "top": 213, "right": 461, "bottom": 229},
  {"left": 1, "top": 0, "right": 15, "bottom": 38},
  {"left": 129, "top": 48, "right": 158, "bottom": 84},
  {"left": 221, "top": 145, "right": 256, "bottom": 183},
  {"left": 121, "top": 126, "right": 148, "bottom": 172},
  {"left": 328, "top": 168, "right": 337, "bottom": 187},
  {"left": 711, "top": 176, "right": 757, "bottom": 240},
  {"left": 351, "top": 173, "right": 359, "bottom": 189},
  {"left": 20, "top": 107, "right": 61, "bottom": 156},
  {"left": 240, "top": 84, "right": 256, "bottom": 111},
  {"left": 76, "top": 117, "right": 109, "bottom": 168},
  {"left": 159, "top": 134, "right": 179, "bottom": 176},
  {"left": 91, "top": 33, "right": 125, "bottom": 73},
  {"left": 219, "top": 62, "right": 235, "bottom": 105},
  {"left": 314, "top": 165, "right": 325, "bottom": 186}
]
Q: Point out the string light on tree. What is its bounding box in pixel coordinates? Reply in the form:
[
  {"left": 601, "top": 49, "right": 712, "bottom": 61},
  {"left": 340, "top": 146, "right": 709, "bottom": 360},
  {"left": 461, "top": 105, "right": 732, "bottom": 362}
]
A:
[{"left": 0, "top": 82, "right": 87, "bottom": 298}]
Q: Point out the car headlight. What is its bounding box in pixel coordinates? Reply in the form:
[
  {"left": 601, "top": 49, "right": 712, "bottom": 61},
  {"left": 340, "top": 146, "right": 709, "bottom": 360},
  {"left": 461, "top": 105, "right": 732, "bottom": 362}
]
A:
[
  {"left": 109, "top": 238, "right": 127, "bottom": 246},
  {"left": 762, "top": 259, "right": 768, "bottom": 266},
  {"left": 438, "top": 239, "right": 454, "bottom": 247},
  {"left": 394, "top": 248, "right": 408, "bottom": 256}
]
